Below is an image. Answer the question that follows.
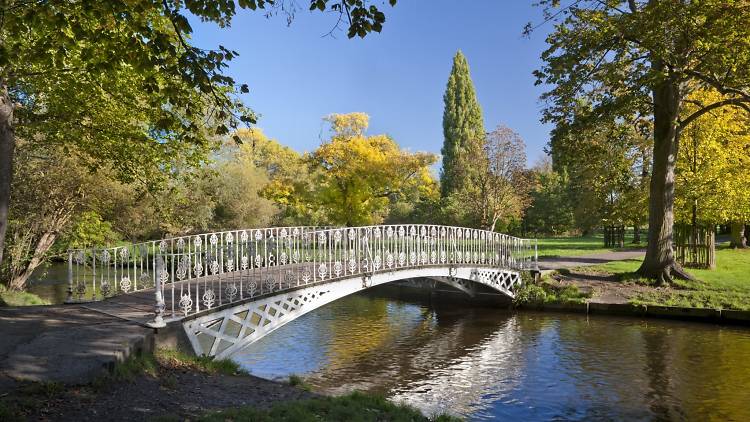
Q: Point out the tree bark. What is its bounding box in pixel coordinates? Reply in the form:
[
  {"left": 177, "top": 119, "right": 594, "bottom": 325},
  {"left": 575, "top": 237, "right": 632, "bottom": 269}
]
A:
[
  {"left": 0, "top": 82, "right": 15, "bottom": 273},
  {"left": 8, "top": 230, "right": 58, "bottom": 291},
  {"left": 730, "top": 222, "right": 747, "bottom": 249},
  {"left": 637, "top": 74, "right": 692, "bottom": 283}
]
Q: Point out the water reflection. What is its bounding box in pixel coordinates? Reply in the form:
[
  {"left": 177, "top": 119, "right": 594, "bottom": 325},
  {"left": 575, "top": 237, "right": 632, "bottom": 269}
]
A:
[{"left": 233, "top": 288, "right": 750, "bottom": 421}]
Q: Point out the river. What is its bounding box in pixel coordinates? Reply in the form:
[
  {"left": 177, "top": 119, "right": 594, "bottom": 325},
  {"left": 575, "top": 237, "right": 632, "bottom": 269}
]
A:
[{"left": 29, "top": 264, "right": 750, "bottom": 421}]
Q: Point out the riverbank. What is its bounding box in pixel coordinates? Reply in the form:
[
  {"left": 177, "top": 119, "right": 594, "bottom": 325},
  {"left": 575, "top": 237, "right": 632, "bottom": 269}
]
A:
[{"left": 0, "top": 348, "right": 455, "bottom": 421}]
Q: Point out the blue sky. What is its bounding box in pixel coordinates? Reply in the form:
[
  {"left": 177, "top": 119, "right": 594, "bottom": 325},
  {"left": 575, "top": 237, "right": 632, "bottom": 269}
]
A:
[{"left": 190, "top": 1, "right": 553, "bottom": 166}]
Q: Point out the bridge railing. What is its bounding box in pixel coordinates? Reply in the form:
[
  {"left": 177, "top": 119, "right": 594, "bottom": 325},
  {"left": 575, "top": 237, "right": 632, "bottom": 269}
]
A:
[{"left": 67, "top": 225, "right": 537, "bottom": 324}]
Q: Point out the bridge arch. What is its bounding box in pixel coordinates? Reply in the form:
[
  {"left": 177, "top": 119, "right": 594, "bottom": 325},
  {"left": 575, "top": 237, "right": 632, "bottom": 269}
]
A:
[{"left": 183, "top": 265, "right": 520, "bottom": 358}]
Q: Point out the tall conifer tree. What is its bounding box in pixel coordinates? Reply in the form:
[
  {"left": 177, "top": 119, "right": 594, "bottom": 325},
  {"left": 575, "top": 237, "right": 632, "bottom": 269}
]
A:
[{"left": 441, "top": 51, "right": 485, "bottom": 197}]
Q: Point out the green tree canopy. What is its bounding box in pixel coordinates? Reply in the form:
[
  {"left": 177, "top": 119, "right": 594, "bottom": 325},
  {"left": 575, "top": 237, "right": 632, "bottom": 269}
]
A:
[
  {"left": 441, "top": 50, "right": 485, "bottom": 197},
  {"left": 533, "top": 0, "right": 750, "bottom": 282},
  {"left": 0, "top": 0, "right": 397, "bottom": 274}
]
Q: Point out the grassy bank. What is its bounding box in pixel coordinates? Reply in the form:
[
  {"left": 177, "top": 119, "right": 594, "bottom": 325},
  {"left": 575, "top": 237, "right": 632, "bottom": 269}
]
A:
[
  {"left": 537, "top": 234, "right": 643, "bottom": 258},
  {"left": 570, "top": 247, "right": 750, "bottom": 310},
  {"left": 0, "top": 285, "right": 49, "bottom": 307},
  {"left": 183, "top": 392, "right": 459, "bottom": 422},
  {"left": 513, "top": 280, "right": 592, "bottom": 307}
]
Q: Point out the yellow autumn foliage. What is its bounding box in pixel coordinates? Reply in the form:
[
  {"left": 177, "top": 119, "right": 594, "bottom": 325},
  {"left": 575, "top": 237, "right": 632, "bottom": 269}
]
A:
[
  {"left": 311, "top": 113, "right": 438, "bottom": 226},
  {"left": 676, "top": 89, "right": 750, "bottom": 224}
]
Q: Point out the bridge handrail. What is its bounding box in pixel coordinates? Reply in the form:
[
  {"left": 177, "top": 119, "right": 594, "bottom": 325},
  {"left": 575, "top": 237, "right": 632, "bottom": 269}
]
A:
[{"left": 66, "top": 224, "right": 538, "bottom": 325}]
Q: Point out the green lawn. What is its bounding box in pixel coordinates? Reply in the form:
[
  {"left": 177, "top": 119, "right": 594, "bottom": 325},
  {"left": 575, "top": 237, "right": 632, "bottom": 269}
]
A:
[
  {"left": 536, "top": 234, "right": 644, "bottom": 258},
  {"left": 576, "top": 247, "right": 750, "bottom": 310},
  {"left": 0, "top": 285, "right": 49, "bottom": 307},
  {"left": 185, "top": 392, "right": 459, "bottom": 422}
]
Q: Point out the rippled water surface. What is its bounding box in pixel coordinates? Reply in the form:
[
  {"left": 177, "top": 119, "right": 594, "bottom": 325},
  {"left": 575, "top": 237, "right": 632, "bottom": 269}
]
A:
[{"left": 232, "top": 288, "right": 750, "bottom": 421}]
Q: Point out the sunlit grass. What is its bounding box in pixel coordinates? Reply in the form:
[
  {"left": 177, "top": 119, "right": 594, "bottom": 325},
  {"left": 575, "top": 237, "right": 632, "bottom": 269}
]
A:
[
  {"left": 578, "top": 247, "right": 750, "bottom": 310},
  {"left": 188, "top": 391, "right": 460, "bottom": 422},
  {"left": 536, "top": 234, "right": 644, "bottom": 258},
  {"left": 0, "top": 285, "right": 50, "bottom": 307}
]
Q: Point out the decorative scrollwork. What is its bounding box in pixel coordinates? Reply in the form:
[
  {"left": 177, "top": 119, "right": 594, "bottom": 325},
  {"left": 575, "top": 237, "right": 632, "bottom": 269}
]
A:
[
  {"left": 387, "top": 227, "right": 394, "bottom": 238},
  {"left": 159, "top": 240, "right": 168, "bottom": 252},
  {"left": 100, "top": 279, "right": 111, "bottom": 297},
  {"left": 209, "top": 234, "right": 218, "bottom": 245},
  {"left": 292, "top": 250, "right": 300, "bottom": 263},
  {"left": 301, "top": 268, "right": 312, "bottom": 283},
  {"left": 226, "top": 259, "right": 234, "bottom": 272},
  {"left": 176, "top": 238, "right": 185, "bottom": 250},
  {"left": 210, "top": 260, "right": 219, "bottom": 275},
  {"left": 334, "top": 230, "right": 342, "bottom": 243},
  {"left": 409, "top": 251, "right": 417, "bottom": 265},
  {"left": 225, "top": 232, "right": 234, "bottom": 244},
  {"left": 318, "top": 232, "right": 327, "bottom": 244},
  {"left": 333, "top": 261, "right": 342, "bottom": 276},
  {"left": 225, "top": 283, "right": 238, "bottom": 301},
  {"left": 160, "top": 267, "right": 170, "bottom": 285},
  {"left": 373, "top": 255, "right": 381, "bottom": 270},
  {"left": 386, "top": 252, "right": 394, "bottom": 268},
  {"left": 240, "top": 255, "right": 249, "bottom": 270},
  {"left": 120, "top": 277, "right": 132, "bottom": 293},
  {"left": 119, "top": 247, "right": 129, "bottom": 260},
  {"left": 202, "top": 289, "right": 216, "bottom": 309},
  {"left": 348, "top": 228, "right": 356, "bottom": 241},
  {"left": 318, "top": 263, "right": 327, "bottom": 279},
  {"left": 100, "top": 250, "right": 111, "bottom": 264},
  {"left": 398, "top": 226, "right": 406, "bottom": 237},
  {"left": 280, "top": 228, "right": 288, "bottom": 238},
  {"left": 398, "top": 252, "right": 406, "bottom": 266},
  {"left": 265, "top": 275, "right": 276, "bottom": 292},
  {"left": 139, "top": 271, "right": 151, "bottom": 288},
  {"left": 247, "top": 280, "right": 257, "bottom": 297},
  {"left": 280, "top": 252, "right": 288, "bottom": 265},
  {"left": 373, "top": 227, "right": 381, "bottom": 238},
  {"left": 348, "top": 257, "right": 357, "bottom": 273},
  {"left": 179, "top": 294, "right": 193, "bottom": 315},
  {"left": 255, "top": 229, "right": 263, "bottom": 241},
  {"left": 284, "top": 270, "right": 295, "bottom": 286},
  {"left": 75, "top": 281, "right": 87, "bottom": 300},
  {"left": 176, "top": 258, "right": 188, "bottom": 280},
  {"left": 240, "top": 230, "right": 249, "bottom": 242},
  {"left": 194, "top": 235, "right": 202, "bottom": 249},
  {"left": 193, "top": 262, "right": 203, "bottom": 277}
]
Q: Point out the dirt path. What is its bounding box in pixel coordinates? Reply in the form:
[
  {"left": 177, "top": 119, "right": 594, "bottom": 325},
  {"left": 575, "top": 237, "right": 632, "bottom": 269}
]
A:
[
  {"left": 2, "top": 359, "right": 316, "bottom": 421},
  {"left": 538, "top": 249, "right": 645, "bottom": 271}
]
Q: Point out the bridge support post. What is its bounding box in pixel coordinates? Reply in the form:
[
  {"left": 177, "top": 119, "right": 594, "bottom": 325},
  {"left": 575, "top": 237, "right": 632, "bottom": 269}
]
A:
[
  {"left": 147, "top": 254, "right": 167, "bottom": 328},
  {"left": 530, "top": 239, "right": 541, "bottom": 282},
  {"left": 65, "top": 251, "right": 74, "bottom": 304}
]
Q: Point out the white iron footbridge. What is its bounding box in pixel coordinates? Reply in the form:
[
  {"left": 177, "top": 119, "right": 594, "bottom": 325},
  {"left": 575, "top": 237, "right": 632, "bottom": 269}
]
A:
[{"left": 67, "top": 225, "right": 538, "bottom": 359}]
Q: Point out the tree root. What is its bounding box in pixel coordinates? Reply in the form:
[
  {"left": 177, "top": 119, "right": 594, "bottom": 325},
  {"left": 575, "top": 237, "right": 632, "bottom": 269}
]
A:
[{"left": 637, "top": 261, "right": 695, "bottom": 286}]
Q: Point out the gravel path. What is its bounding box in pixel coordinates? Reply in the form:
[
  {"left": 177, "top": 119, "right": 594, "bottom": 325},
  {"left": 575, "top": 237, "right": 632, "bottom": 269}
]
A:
[{"left": 538, "top": 249, "right": 646, "bottom": 271}]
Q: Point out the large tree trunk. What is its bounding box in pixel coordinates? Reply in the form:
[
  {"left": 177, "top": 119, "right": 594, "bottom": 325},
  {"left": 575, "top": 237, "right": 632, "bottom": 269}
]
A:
[
  {"left": 0, "top": 82, "right": 15, "bottom": 273},
  {"left": 730, "top": 222, "right": 747, "bottom": 249},
  {"left": 637, "top": 75, "right": 692, "bottom": 283}
]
